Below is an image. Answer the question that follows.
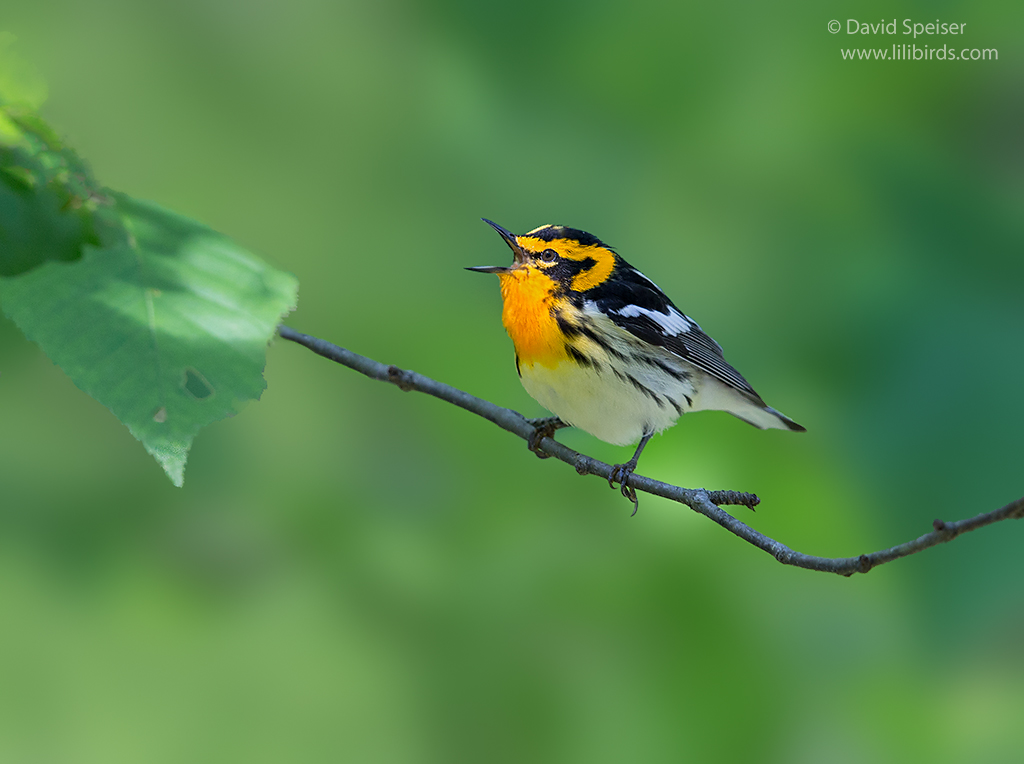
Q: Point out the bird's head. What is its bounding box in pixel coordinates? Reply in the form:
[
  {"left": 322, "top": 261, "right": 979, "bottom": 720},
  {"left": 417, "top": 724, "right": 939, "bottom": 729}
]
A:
[{"left": 468, "top": 219, "right": 618, "bottom": 295}]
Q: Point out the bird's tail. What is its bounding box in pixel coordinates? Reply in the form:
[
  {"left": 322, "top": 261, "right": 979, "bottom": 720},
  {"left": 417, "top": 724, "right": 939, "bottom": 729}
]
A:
[
  {"left": 744, "top": 404, "right": 806, "bottom": 432},
  {"left": 691, "top": 376, "right": 805, "bottom": 432}
]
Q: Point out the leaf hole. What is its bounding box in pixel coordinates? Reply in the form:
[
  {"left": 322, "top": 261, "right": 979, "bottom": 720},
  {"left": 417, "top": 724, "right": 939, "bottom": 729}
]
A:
[{"left": 182, "top": 368, "right": 214, "bottom": 400}]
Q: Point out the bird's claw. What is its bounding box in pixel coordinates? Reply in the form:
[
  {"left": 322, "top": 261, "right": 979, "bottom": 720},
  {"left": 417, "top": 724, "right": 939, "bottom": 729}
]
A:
[
  {"left": 608, "top": 462, "right": 640, "bottom": 516},
  {"left": 526, "top": 417, "right": 565, "bottom": 459}
]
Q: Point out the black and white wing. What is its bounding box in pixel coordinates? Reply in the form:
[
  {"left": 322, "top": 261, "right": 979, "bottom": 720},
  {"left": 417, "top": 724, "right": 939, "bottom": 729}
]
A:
[{"left": 588, "top": 264, "right": 764, "bottom": 403}]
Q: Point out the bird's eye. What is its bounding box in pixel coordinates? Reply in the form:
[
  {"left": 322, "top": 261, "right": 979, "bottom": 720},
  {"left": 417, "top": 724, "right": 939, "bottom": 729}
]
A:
[{"left": 540, "top": 249, "right": 557, "bottom": 262}]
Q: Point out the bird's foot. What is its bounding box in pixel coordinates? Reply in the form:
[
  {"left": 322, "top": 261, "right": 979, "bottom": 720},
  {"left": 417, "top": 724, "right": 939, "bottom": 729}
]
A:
[
  {"left": 608, "top": 460, "right": 641, "bottom": 516},
  {"left": 526, "top": 417, "right": 567, "bottom": 458},
  {"left": 607, "top": 432, "right": 653, "bottom": 517}
]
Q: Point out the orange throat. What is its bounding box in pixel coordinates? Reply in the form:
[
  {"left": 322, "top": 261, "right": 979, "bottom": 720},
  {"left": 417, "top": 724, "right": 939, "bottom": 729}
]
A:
[{"left": 498, "top": 268, "right": 567, "bottom": 369}]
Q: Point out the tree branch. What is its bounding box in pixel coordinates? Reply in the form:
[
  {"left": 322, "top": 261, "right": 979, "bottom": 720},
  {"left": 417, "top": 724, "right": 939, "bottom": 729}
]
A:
[{"left": 276, "top": 324, "right": 1024, "bottom": 576}]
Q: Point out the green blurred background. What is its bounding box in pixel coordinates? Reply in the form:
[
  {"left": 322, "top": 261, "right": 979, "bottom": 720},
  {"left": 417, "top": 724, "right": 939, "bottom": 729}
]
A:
[{"left": 2, "top": 0, "right": 1023, "bottom": 761}]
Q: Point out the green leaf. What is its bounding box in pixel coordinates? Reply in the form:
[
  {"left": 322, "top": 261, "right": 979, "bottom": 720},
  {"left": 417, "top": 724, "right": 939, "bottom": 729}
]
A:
[
  {"left": 0, "top": 192, "right": 298, "bottom": 486},
  {"left": 0, "top": 80, "right": 297, "bottom": 486},
  {"left": 0, "top": 102, "right": 113, "bottom": 277}
]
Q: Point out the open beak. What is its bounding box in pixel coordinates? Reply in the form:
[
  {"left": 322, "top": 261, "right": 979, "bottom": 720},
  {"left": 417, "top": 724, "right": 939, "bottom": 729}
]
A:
[{"left": 466, "top": 218, "right": 525, "bottom": 274}]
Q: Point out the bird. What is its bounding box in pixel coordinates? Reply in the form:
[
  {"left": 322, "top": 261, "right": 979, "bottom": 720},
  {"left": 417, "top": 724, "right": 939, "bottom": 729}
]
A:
[{"left": 467, "top": 219, "right": 804, "bottom": 513}]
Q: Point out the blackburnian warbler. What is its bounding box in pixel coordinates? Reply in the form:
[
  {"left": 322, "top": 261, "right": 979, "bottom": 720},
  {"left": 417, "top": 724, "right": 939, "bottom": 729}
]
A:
[{"left": 468, "top": 219, "right": 804, "bottom": 512}]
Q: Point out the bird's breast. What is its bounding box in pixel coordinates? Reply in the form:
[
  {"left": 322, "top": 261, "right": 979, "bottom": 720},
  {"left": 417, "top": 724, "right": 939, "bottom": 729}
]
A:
[{"left": 498, "top": 269, "right": 567, "bottom": 368}]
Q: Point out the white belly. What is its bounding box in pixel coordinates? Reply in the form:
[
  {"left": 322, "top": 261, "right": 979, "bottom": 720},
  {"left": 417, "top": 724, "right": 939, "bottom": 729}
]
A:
[{"left": 519, "top": 356, "right": 696, "bottom": 446}]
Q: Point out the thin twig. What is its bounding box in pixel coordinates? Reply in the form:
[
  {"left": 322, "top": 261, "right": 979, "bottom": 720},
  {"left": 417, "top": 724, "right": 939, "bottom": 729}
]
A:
[{"left": 276, "top": 324, "right": 1024, "bottom": 576}]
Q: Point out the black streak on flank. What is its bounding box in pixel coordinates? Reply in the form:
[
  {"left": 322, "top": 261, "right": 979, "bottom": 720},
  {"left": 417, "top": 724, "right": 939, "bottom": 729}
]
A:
[
  {"left": 555, "top": 312, "right": 582, "bottom": 339},
  {"left": 626, "top": 373, "right": 664, "bottom": 406},
  {"left": 515, "top": 354, "right": 521, "bottom": 377},
  {"left": 645, "top": 356, "right": 691, "bottom": 384},
  {"left": 578, "top": 323, "right": 630, "bottom": 362},
  {"left": 565, "top": 344, "right": 601, "bottom": 372}
]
